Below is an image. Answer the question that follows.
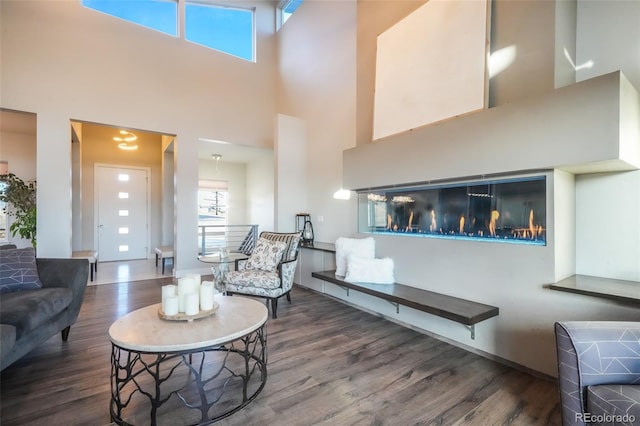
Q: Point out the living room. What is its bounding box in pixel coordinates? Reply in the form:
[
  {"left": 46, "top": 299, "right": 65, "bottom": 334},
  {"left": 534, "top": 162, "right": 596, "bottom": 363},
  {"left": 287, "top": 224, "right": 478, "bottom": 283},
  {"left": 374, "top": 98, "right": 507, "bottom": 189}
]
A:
[{"left": 1, "top": 0, "right": 638, "bottom": 424}]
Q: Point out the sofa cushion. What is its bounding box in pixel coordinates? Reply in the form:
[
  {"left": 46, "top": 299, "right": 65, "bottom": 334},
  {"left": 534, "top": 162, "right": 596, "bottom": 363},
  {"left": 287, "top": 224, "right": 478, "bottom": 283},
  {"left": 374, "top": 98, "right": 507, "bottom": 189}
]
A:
[
  {"left": 587, "top": 384, "right": 640, "bottom": 426},
  {"left": 0, "top": 288, "right": 73, "bottom": 338},
  {"left": 0, "top": 324, "right": 16, "bottom": 359},
  {"left": 0, "top": 247, "right": 43, "bottom": 293}
]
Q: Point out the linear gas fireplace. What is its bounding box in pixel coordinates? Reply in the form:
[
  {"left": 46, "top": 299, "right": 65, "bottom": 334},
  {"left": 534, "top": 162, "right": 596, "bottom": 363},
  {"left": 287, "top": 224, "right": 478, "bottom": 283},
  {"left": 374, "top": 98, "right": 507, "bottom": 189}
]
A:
[{"left": 357, "top": 175, "right": 547, "bottom": 245}]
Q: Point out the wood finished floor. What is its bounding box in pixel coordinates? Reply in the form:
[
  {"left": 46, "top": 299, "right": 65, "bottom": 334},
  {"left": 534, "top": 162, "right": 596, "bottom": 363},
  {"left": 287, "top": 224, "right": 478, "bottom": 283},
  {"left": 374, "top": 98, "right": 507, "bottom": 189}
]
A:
[{"left": 0, "top": 278, "right": 562, "bottom": 425}]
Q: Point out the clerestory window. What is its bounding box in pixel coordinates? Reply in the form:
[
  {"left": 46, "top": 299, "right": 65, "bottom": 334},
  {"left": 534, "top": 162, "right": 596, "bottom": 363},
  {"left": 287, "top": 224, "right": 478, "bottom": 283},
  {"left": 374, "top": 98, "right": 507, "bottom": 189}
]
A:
[
  {"left": 82, "top": 0, "right": 255, "bottom": 62},
  {"left": 277, "top": 0, "right": 303, "bottom": 30},
  {"left": 82, "top": 0, "right": 178, "bottom": 37},
  {"left": 185, "top": 2, "right": 255, "bottom": 62}
]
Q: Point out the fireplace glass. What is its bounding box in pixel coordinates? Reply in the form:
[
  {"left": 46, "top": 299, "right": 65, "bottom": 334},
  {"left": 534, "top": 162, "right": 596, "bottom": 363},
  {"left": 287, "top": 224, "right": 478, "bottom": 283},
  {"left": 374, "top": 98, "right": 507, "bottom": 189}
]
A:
[{"left": 357, "top": 175, "right": 546, "bottom": 245}]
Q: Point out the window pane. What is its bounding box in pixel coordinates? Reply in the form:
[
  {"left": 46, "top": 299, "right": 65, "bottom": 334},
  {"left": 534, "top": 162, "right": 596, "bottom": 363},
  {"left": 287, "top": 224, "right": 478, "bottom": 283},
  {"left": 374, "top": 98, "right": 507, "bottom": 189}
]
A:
[
  {"left": 283, "top": 0, "right": 303, "bottom": 14},
  {"left": 185, "top": 3, "right": 254, "bottom": 62},
  {"left": 281, "top": 0, "right": 303, "bottom": 25},
  {"left": 82, "top": 0, "right": 178, "bottom": 37}
]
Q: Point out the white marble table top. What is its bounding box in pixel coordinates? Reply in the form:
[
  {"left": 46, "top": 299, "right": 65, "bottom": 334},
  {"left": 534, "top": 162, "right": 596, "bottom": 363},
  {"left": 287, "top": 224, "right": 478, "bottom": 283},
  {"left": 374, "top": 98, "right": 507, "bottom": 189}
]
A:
[
  {"left": 198, "top": 252, "right": 248, "bottom": 265},
  {"left": 108, "top": 294, "right": 268, "bottom": 352}
]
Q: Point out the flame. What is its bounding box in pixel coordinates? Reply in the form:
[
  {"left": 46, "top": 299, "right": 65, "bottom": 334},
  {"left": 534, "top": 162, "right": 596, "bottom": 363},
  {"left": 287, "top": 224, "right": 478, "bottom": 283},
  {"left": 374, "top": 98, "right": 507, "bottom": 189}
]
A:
[
  {"left": 429, "top": 210, "right": 437, "bottom": 232},
  {"left": 489, "top": 210, "right": 500, "bottom": 236},
  {"left": 459, "top": 216, "right": 465, "bottom": 234},
  {"left": 529, "top": 209, "right": 535, "bottom": 239},
  {"left": 406, "top": 210, "right": 414, "bottom": 231}
]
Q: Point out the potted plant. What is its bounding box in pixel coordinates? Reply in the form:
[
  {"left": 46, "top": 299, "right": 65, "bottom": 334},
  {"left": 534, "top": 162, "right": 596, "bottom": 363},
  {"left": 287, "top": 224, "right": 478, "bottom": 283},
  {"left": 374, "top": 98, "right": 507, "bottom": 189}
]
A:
[{"left": 0, "top": 173, "right": 37, "bottom": 247}]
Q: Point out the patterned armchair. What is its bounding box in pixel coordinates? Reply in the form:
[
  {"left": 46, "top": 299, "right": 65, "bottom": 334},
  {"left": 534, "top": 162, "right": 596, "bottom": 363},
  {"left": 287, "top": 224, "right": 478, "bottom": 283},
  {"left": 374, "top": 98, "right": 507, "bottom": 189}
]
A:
[
  {"left": 555, "top": 321, "right": 640, "bottom": 426},
  {"left": 223, "top": 231, "right": 301, "bottom": 319}
]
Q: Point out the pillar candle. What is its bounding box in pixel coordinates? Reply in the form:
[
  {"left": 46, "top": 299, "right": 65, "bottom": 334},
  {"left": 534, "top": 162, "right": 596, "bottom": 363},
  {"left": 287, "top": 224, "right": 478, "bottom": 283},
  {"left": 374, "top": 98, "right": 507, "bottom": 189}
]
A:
[
  {"left": 200, "top": 281, "right": 215, "bottom": 311},
  {"left": 186, "top": 273, "right": 202, "bottom": 285},
  {"left": 162, "top": 285, "right": 177, "bottom": 302},
  {"left": 184, "top": 292, "right": 199, "bottom": 316},
  {"left": 178, "top": 277, "right": 194, "bottom": 313},
  {"left": 163, "top": 295, "right": 179, "bottom": 316}
]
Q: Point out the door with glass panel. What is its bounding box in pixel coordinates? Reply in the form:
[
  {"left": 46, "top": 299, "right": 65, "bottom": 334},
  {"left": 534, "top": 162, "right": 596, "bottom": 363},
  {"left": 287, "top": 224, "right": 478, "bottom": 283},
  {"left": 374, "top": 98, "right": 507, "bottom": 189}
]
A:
[{"left": 96, "top": 165, "right": 149, "bottom": 261}]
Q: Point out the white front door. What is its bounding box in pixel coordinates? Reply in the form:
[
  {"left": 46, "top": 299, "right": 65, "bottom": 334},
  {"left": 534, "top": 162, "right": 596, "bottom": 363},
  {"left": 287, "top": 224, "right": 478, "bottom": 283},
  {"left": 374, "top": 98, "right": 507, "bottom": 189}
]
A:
[{"left": 96, "top": 165, "right": 149, "bottom": 261}]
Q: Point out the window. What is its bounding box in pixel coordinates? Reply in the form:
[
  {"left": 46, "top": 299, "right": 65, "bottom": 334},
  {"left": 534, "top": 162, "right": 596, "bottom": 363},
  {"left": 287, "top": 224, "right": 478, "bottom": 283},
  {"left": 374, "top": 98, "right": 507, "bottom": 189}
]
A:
[
  {"left": 82, "top": 0, "right": 178, "bottom": 37},
  {"left": 81, "top": 0, "right": 255, "bottom": 62},
  {"left": 185, "top": 3, "right": 255, "bottom": 62},
  {"left": 278, "top": 0, "right": 303, "bottom": 29},
  {"left": 198, "top": 181, "right": 228, "bottom": 226}
]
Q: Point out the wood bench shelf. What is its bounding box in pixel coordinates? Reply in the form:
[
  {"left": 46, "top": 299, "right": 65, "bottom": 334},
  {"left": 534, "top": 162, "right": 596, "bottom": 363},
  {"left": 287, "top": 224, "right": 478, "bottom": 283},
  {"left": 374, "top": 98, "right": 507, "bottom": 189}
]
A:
[{"left": 311, "top": 270, "right": 499, "bottom": 339}]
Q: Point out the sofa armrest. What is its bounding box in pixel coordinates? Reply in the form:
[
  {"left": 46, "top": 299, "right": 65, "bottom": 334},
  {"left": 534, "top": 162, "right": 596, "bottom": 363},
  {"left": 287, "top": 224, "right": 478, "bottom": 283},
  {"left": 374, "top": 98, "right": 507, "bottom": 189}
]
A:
[
  {"left": 555, "top": 321, "right": 640, "bottom": 426},
  {"left": 36, "top": 258, "right": 89, "bottom": 313}
]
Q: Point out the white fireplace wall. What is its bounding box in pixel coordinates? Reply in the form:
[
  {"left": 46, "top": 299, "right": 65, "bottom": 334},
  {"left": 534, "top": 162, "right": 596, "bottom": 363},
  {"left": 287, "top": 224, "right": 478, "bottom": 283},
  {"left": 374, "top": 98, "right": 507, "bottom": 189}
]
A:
[{"left": 576, "top": 171, "right": 640, "bottom": 281}]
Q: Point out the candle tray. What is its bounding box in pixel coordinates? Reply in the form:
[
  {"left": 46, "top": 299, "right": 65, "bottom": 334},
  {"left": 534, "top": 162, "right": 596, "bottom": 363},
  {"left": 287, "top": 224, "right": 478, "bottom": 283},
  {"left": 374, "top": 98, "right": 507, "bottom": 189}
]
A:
[{"left": 158, "top": 302, "right": 219, "bottom": 321}]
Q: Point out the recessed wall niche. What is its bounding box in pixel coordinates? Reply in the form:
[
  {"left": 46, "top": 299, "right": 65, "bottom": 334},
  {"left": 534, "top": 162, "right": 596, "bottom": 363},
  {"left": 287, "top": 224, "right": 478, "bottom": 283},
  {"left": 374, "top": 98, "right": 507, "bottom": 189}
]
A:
[{"left": 357, "top": 175, "right": 546, "bottom": 246}]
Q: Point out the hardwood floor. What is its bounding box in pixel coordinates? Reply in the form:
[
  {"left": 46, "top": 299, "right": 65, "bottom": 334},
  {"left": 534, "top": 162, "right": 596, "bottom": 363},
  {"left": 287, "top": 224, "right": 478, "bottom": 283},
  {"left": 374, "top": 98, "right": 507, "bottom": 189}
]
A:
[{"left": 0, "top": 279, "right": 562, "bottom": 425}]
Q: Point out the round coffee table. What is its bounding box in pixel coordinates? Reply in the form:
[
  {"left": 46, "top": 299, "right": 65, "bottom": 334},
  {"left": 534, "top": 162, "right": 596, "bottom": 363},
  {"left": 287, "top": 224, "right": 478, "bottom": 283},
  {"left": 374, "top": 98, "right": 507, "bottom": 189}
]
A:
[{"left": 109, "top": 294, "right": 268, "bottom": 425}]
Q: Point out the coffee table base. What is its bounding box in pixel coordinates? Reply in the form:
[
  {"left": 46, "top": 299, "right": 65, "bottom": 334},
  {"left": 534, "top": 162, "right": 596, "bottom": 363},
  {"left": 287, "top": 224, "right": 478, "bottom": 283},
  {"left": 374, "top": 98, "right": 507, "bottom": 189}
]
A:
[{"left": 110, "top": 325, "right": 267, "bottom": 425}]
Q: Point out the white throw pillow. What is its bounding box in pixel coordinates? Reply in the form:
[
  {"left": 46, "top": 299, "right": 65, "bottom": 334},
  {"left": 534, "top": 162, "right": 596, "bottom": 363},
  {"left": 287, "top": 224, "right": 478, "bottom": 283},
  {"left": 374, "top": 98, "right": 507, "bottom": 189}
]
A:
[
  {"left": 245, "top": 238, "right": 287, "bottom": 272},
  {"left": 335, "top": 237, "right": 375, "bottom": 276},
  {"left": 344, "top": 256, "right": 395, "bottom": 284}
]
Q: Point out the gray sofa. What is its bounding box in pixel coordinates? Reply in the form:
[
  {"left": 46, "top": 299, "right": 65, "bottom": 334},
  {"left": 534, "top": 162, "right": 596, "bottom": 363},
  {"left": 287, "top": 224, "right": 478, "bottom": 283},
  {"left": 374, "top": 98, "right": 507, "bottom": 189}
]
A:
[
  {"left": 555, "top": 321, "right": 640, "bottom": 426},
  {"left": 1, "top": 249, "right": 89, "bottom": 371}
]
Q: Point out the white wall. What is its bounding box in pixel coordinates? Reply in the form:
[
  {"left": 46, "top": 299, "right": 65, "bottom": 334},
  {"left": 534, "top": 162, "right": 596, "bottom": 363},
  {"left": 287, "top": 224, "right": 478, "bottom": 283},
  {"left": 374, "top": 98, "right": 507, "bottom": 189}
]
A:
[
  {"left": 576, "top": 0, "right": 640, "bottom": 91},
  {"left": 0, "top": 0, "right": 277, "bottom": 268},
  {"left": 274, "top": 114, "right": 307, "bottom": 233},
  {"left": 489, "top": 0, "right": 556, "bottom": 107},
  {"left": 277, "top": 0, "right": 357, "bottom": 242},
  {"left": 246, "top": 153, "right": 275, "bottom": 233},
  {"left": 576, "top": 171, "right": 640, "bottom": 281},
  {"left": 161, "top": 138, "right": 174, "bottom": 247}
]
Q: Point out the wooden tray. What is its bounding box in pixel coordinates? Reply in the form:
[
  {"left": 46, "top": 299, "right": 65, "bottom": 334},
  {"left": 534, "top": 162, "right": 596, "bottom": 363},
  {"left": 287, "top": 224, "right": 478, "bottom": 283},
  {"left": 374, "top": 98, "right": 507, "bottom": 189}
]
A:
[{"left": 158, "top": 302, "right": 219, "bottom": 321}]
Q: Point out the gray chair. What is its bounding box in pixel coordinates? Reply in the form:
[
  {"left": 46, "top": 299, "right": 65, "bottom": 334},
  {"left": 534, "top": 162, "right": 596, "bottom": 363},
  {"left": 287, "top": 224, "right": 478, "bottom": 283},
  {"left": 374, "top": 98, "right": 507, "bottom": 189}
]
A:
[
  {"left": 223, "top": 231, "right": 301, "bottom": 319},
  {"left": 555, "top": 321, "right": 640, "bottom": 426}
]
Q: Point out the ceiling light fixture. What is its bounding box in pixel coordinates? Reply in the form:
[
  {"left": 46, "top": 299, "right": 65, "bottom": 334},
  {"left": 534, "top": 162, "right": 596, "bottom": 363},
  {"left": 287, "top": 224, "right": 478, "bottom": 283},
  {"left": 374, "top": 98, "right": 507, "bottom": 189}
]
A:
[
  {"left": 114, "top": 130, "right": 139, "bottom": 150},
  {"left": 212, "top": 154, "right": 222, "bottom": 174},
  {"left": 118, "top": 143, "right": 139, "bottom": 151}
]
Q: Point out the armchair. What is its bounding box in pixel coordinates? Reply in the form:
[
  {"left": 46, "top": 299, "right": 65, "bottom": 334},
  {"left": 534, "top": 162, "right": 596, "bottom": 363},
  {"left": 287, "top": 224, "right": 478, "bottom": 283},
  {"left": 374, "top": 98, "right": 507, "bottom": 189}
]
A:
[
  {"left": 555, "top": 321, "right": 640, "bottom": 426},
  {"left": 223, "top": 231, "right": 301, "bottom": 319}
]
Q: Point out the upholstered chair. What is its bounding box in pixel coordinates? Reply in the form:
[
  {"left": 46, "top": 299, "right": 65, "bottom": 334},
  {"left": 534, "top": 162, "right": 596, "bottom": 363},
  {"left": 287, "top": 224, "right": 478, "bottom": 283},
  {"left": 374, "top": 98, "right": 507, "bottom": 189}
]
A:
[
  {"left": 223, "top": 231, "right": 302, "bottom": 319},
  {"left": 555, "top": 321, "right": 640, "bottom": 426}
]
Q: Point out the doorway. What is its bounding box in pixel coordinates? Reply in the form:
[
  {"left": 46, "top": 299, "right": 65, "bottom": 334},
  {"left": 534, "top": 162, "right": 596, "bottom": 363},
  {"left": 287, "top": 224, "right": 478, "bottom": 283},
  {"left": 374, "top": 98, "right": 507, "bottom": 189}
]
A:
[
  {"left": 71, "top": 121, "right": 174, "bottom": 282},
  {"left": 95, "top": 165, "right": 150, "bottom": 261}
]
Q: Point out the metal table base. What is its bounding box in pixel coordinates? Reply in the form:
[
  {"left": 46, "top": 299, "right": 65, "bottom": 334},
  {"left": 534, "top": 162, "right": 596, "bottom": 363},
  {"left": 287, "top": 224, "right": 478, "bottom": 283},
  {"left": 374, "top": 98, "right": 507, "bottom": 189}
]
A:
[{"left": 110, "top": 324, "right": 267, "bottom": 425}]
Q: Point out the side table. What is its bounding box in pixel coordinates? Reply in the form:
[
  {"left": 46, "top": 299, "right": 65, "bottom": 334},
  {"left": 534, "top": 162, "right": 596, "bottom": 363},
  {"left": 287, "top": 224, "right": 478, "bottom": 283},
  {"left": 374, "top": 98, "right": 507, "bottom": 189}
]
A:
[{"left": 198, "top": 252, "right": 248, "bottom": 293}]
